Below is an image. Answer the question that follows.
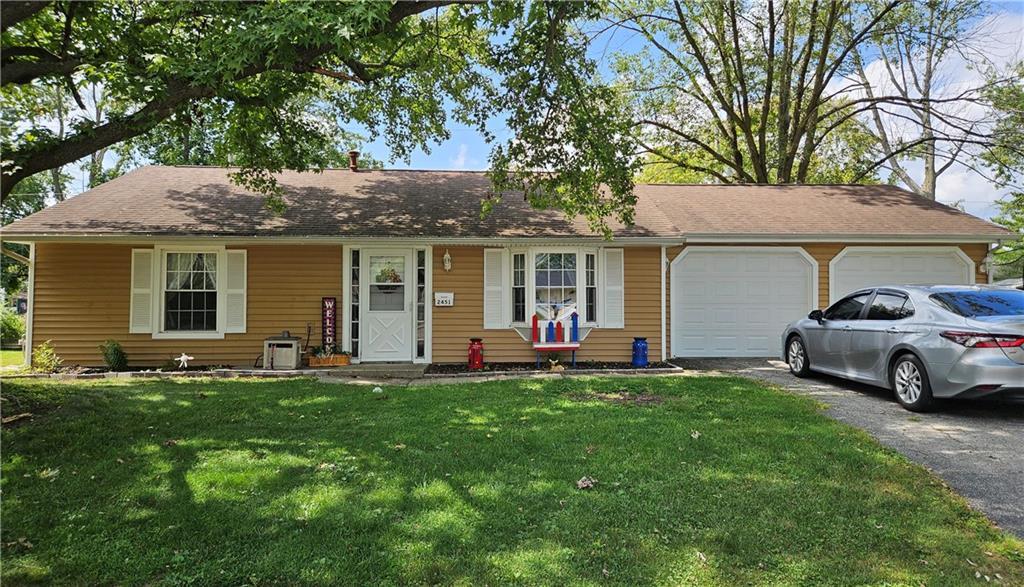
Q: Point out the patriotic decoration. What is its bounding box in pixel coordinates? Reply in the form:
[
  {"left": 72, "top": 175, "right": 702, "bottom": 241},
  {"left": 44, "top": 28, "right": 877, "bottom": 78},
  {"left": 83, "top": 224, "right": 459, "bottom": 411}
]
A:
[{"left": 531, "top": 312, "right": 581, "bottom": 367}]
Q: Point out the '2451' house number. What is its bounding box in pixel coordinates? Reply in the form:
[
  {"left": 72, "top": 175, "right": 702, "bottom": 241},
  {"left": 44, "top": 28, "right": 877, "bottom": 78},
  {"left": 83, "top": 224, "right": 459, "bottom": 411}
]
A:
[{"left": 434, "top": 292, "right": 454, "bottom": 306}]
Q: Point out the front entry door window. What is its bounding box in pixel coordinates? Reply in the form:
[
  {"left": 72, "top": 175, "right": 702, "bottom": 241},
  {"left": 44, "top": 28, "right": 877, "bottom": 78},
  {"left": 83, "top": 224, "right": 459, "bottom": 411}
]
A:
[{"left": 362, "top": 251, "right": 414, "bottom": 361}]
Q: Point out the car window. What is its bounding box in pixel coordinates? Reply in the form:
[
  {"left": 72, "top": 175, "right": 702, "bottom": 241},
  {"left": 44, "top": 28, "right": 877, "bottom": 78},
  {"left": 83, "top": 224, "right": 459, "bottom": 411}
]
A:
[
  {"left": 929, "top": 290, "right": 1024, "bottom": 318},
  {"left": 866, "top": 293, "right": 914, "bottom": 320},
  {"left": 824, "top": 293, "right": 870, "bottom": 320}
]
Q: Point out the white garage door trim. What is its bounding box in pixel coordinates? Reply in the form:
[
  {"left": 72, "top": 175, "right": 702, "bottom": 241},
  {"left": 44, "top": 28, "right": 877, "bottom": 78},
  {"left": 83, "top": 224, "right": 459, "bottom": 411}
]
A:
[
  {"left": 828, "top": 246, "right": 975, "bottom": 304},
  {"left": 670, "top": 246, "right": 819, "bottom": 358}
]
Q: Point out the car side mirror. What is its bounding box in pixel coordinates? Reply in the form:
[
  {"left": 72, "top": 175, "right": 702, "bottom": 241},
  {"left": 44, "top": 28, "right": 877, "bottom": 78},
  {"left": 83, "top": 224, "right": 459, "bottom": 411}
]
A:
[{"left": 808, "top": 309, "right": 824, "bottom": 324}]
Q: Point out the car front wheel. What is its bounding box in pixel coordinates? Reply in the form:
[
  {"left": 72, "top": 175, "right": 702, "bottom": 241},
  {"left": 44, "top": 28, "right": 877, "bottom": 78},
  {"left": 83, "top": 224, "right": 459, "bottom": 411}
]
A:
[
  {"left": 891, "top": 354, "right": 934, "bottom": 412},
  {"left": 786, "top": 335, "right": 811, "bottom": 377}
]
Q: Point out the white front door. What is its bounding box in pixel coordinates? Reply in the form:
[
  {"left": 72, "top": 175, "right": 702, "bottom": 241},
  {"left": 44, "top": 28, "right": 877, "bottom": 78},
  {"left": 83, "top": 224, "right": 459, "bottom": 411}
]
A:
[{"left": 361, "top": 249, "right": 414, "bottom": 361}]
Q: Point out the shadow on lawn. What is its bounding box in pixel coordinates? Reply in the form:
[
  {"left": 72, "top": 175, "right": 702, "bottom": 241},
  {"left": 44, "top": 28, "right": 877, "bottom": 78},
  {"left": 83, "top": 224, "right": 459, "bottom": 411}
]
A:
[{"left": 1, "top": 376, "right": 1020, "bottom": 585}]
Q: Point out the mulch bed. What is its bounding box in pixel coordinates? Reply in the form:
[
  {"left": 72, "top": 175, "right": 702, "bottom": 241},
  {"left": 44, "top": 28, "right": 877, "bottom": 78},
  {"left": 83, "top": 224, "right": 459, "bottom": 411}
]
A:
[{"left": 424, "top": 361, "right": 675, "bottom": 375}]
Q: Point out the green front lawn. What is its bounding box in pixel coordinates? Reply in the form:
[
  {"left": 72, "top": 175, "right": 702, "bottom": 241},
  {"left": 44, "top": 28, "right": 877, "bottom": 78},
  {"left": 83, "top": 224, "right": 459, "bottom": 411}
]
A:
[
  {"left": 2, "top": 376, "right": 1021, "bottom": 585},
  {"left": 0, "top": 348, "right": 24, "bottom": 367}
]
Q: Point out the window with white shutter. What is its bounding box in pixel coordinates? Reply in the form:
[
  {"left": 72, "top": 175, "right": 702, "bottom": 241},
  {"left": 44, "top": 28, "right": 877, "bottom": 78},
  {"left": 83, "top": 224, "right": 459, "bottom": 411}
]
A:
[
  {"left": 602, "top": 248, "right": 625, "bottom": 328},
  {"left": 130, "top": 249, "right": 154, "bottom": 333},
  {"left": 224, "top": 250, "right": 247, "bottom": 333},
  {"left": 483, "top": 248, "right": 507, "bottom": 329},
  {"left": 139, "top": 245, "right": 240, "bottom": 339}
]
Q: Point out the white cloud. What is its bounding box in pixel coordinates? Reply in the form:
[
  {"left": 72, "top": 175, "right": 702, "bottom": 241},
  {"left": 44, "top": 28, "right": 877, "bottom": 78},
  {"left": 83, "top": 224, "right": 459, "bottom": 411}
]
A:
[
  {"left": 836, "top": 10, "right": 1024, "bottom": 221},
  {"left": 449, "top": 144, "right": 470, "bottom": 170}
]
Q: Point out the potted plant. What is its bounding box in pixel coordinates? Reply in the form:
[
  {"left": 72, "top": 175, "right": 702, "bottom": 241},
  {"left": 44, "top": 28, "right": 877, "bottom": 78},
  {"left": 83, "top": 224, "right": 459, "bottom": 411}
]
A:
[{"left": 307, "top": 345, "right": 351, "bottom": 367}]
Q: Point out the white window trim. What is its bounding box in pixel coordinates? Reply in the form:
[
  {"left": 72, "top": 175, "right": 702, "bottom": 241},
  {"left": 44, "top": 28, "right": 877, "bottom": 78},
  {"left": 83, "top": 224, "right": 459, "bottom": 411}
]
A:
[
  {"left": 151, "top": 245, "right": 227, "bottom": 340},
  {"left": 510, "top": 246, "right": 601, "bottom": 328}
]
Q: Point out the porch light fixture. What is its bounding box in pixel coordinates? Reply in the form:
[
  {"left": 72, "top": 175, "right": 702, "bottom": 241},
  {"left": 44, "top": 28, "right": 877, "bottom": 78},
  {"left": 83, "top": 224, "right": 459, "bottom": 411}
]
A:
[
  {"left": 981, "top": 252, "right": 993, "bottom": 276},
  {"left": 443, "top": 249, "right": 452, "bottom": 272}
]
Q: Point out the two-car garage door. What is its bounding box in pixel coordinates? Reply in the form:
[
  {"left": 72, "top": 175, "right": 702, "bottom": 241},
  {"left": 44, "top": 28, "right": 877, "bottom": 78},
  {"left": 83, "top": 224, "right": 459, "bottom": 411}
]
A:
[
  {"left": 671, "top": 246, "right": 976, "bottom": 358},
  {"left": 671, "top": 248, "right": 817, "bottom": 357},
  {"left": 828, "top": 247, "right": 975, "bottom": 304}
]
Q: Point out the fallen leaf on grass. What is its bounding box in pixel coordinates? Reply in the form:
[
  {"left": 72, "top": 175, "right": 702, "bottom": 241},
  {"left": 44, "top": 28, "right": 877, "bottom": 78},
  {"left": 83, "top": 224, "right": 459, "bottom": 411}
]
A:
[
  {"left": 1, "top": 413, "right": 33, "bottom": 425},
  {"left": 576, "top": 476, "right": 596, "bottom": 490},
  {"left": 393, "top": 444, "right": 406, "bottom": 451},
  {"left": 163, "top": 439, "right": 178, "bottom": 447},
  {"left": 690, "top": 430, "right": 701, "bottom": 440},
  {"left": 38, "top": 468, "right": 60, "bottom": 481},
  {"left": 696, "top": 551, "right": 707, "bottom": 563}
]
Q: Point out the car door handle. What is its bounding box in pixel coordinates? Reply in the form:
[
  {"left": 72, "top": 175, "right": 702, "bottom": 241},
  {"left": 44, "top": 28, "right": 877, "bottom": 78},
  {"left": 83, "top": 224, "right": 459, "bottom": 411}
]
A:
[
  {"left": 886, "top": 326, "right": 901, "bottom": 334},
  {"left": 842, "top": 325, "right": 853, "bottom": 331}
]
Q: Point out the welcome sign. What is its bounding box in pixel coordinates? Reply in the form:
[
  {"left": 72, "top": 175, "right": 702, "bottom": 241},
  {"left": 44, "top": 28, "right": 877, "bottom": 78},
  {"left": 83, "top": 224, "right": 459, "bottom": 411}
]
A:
[{"left": 322, "top": 297, "right": 337, "bottom": 348}]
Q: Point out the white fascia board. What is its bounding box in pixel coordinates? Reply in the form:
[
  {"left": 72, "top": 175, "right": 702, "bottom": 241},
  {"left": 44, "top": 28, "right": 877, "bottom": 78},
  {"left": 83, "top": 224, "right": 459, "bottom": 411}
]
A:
[
  {"left": 682, "top": 233, "right": 1004, "bottom": 244},
  {"left": 2, "top": 234, "right": 687, "bottom": 246}
]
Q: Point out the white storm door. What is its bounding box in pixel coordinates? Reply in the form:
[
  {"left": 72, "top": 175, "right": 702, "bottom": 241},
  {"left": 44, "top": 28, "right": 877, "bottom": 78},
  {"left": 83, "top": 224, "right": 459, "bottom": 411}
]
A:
[{"left": 361, "top": 249, "right": 414, "bottom": 361}]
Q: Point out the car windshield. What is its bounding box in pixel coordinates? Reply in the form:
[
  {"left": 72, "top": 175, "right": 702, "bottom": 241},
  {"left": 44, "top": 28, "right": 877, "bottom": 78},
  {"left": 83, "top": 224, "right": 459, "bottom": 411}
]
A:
[{"left": 929, "top": 290, "right": 1024, "bottom": 318}]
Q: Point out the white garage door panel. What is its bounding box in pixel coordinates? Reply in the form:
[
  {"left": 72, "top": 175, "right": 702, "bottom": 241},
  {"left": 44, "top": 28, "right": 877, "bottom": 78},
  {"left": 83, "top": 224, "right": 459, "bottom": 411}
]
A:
[
  {"left": 672, "top": 248, "right": 816, "bottom": 357},
  {"left": 830, "top": 247, "right": 974, "bottom": 304}
]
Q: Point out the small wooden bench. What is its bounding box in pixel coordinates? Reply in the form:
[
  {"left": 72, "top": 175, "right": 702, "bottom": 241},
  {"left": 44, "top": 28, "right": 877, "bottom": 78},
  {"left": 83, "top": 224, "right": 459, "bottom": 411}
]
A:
[{"left": 532, "top": 313, "right": 581, "bottom": 368}]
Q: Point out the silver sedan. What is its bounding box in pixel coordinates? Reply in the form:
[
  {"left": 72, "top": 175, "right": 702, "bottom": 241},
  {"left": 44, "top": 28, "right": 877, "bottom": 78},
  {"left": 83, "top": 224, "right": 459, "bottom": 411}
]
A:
[{"left": 782, "top": 285, "right": 1024, "bottom": 411}]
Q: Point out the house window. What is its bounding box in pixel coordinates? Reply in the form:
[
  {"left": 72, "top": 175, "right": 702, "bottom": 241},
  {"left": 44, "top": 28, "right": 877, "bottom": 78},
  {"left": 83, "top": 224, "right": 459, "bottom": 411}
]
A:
[
  {"left": 512, "top": 252, "right": 526, "bottom": 323},
  {"left": 350, "top": 249, "right": 360, "bottom": 358},
  {"left": 535, "top": 252, "right": 577, "bottom": 321},
  {"left": 584, "top": 252, "right": 597, "bottom": 323},
  {"left": 164, "top": 252, "right": 217, "bottom": 331}
]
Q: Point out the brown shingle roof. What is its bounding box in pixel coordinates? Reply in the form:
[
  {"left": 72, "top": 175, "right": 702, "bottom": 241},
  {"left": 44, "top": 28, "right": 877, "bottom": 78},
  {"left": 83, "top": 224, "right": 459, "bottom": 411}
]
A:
[{"left": 1, "top": 166, "right": 1009, "bottom": 240}]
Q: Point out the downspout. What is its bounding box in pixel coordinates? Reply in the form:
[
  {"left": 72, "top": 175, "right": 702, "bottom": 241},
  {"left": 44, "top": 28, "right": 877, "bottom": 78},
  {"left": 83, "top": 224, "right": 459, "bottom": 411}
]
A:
[
  {"left": 660, "top": 245, "right": 667, "bottom": 362},
  {"left": 24, "top": 243, "right": 36, "bottom": 366}
]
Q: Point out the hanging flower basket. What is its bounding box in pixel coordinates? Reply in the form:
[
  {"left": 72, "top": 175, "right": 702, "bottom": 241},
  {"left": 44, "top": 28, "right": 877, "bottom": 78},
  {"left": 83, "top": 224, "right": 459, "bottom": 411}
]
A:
[{"left": 375, "top": 264, "right": 403, "bottom": 293}]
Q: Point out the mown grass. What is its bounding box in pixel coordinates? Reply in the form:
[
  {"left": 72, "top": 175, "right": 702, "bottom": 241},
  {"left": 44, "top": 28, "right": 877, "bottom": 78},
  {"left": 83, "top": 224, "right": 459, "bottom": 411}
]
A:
[
  {"left": 0, "top": 348, "right": 24, "bottom": 367},
  {"left": 1, "top": 375, "right": 1021, "bottom": 585}
]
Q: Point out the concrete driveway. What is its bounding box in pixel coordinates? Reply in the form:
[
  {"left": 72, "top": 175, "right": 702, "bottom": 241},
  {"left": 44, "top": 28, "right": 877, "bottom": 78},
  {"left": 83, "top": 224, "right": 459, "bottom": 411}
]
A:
[{"left": 672, "top": 358, "right": 1024, "bottom": 538}]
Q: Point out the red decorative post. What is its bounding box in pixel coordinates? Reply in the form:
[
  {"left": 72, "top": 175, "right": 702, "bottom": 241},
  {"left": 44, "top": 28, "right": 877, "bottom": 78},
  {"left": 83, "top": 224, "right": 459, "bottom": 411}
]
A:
[{"left": 468, "top": 338, "right": 484, "bottom": 370}]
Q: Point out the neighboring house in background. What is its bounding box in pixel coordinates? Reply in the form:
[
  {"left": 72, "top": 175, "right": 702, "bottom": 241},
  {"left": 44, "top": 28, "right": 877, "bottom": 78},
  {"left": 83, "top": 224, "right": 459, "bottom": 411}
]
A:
[{"left": 1, "top": 163, "right": 1011, "bottom": 367}]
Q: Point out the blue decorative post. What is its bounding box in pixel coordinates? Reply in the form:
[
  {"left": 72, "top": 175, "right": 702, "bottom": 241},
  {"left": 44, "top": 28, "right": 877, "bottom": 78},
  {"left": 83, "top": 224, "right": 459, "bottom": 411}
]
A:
[
  {"left": 570, "top": 312, "right": 579, "bottom": 343},
  {"left": 546, "top": 320, "right": 556, "bottom": 343},
  {"left": 631, "top": 337, "right": 649, "bottom": 368}
]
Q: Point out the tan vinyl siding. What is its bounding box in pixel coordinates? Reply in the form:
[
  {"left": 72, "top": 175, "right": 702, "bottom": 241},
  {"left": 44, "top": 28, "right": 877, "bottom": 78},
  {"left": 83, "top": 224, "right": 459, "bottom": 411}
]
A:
[
  {"left": 430, "top": 246, "right": 663, "bottom": 363},
  {"left": 29, "top": 240, "right": 992, "bottom": 367},
  {"left": 31, "top": 243, "right": 341, "bottom": 367},
  {"left": 664, "top": 242, "right": 991, "bottom": 354}
]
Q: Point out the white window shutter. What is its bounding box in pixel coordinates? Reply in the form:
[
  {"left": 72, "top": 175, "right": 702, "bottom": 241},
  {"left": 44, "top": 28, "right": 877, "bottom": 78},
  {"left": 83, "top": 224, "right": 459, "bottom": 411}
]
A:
[
  {"left": 602, "top": 248, "right": 625, "bottom": 328},
  {"left": 483, "top": 248, "right": 507, "bottom": 329},
  {"left": 224, "top": 250, "right": 247, "bottom": 333},
  {"left": 130, "top": 249, "right": 154, "bottom": 333}
]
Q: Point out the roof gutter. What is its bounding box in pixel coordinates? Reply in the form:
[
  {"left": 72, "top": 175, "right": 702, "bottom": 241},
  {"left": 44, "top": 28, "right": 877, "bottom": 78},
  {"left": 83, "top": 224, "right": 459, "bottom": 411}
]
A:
[
  {"left": 3, "top": 232, "right": 1006, "bottom": 246},
  {"left": 0, "top": 233, "right": 688, "bottom": 246}
]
